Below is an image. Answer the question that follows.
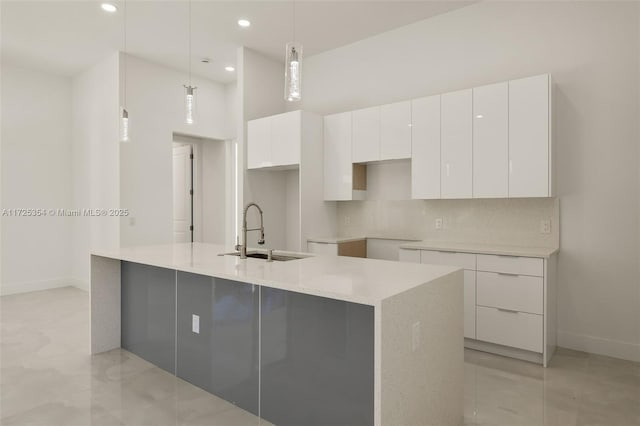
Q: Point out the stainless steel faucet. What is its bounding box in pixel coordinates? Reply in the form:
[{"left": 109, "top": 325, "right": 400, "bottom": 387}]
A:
[{"left": 240, "top": 202, "right": 265, "bottom": 259}]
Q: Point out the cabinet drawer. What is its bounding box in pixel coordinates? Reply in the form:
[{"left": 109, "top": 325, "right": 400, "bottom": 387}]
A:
[
  {"left": 476, "top": 254, "right": 543, "bottom": 276},
  {"left": 476, "top": 272, "right": 543, "bottom": 314},
  {"left": 420, "top": 250, "right": 476, "bottom": 270},
  {"left": 307, "top": 242, "right": 338, "bottom": 256},
  {"left": 476, "top": 306, "right": 543, "bottom": 353}
]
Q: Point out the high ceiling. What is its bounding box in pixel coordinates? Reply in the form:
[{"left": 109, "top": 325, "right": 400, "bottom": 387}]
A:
[{"left": 1, "top": 1, "right": 474, "bottom": 84}]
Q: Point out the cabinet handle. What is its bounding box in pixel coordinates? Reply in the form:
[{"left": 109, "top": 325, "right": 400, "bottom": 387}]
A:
[
  {"left": 497, "top": 308, "right": 519, "bottom": 314},
  {"left": 497, "top": 272, "right": 519, "bottom": 277}
]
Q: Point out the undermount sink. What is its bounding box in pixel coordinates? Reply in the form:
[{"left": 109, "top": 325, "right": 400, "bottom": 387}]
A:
[{"left": 220, "top": 251, "right": 307, "bottom": 262}]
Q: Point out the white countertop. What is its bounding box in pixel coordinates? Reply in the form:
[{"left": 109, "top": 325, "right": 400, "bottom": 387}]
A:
[
  {"left": 307, "top": 236, "right": 367, "bottom": 244},
  {"left": 399, "top": 240, "right": 559, "bottom": 258},
  {"left": 92, "top": 243, "right": 460, "bottom": 306}
]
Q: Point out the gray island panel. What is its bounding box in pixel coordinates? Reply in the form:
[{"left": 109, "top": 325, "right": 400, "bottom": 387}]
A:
[
  {"left": 176, "top": 272, "right": 259, "bottom": 416},
  {"left": 121, "top": 261, "right": 176, "bottom": 374},
  {"left": 261, "top": 287, "right": 374, "bottom": 426}
]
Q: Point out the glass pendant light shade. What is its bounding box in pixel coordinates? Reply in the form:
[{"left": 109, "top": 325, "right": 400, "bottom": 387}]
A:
[
  {"left": 120, "top": 108, "right": 130, "bottom": 142},
  {"left": 284, "top": 42, "right": 302, "bottom": 102},
  {"left": 184, "top": 85, "right": 197, "bottom": 125}
]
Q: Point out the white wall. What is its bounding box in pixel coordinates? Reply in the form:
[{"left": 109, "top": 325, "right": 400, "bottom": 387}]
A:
[
  {"left": 302, "top": 1, "right": 640, "bottom": 361},
  {"left": 119, "top": 53, "right": 230, "bottom": 248},
  {"left": 238, "top": 47, "right": 289, "bottom": 250},
  {"left": 70, "top": 53, "right": 120, "bottom": 288},
  {"left": 0, "top": 64, "right": 73, "bottom": 294}
]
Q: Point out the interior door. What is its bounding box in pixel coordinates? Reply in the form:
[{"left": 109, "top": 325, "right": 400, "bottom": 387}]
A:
[{"left": 173, "top": 145, "right": 193, "bottom": 243}]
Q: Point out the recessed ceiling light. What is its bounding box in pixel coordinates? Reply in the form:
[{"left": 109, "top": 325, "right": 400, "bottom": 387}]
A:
[
  {"left": 475, "top": 114, "right": 484, "bottom": 119},
  {"left": 101, "top": 3, "right": 118, "bottom": 13},
  {"left": 237, "top": 19, "right": 251, "bottom": 28},
  {"left": 225, "top": 66, "right": 235, "bottom": 72}
]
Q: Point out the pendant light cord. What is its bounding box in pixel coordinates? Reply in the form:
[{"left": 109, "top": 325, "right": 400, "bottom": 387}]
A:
[
  {"left": 123, "top": 0, "right": 127, "bottom": 108},
  {"left": 188, "top": 0, "right": 192, "bottom": 87}
]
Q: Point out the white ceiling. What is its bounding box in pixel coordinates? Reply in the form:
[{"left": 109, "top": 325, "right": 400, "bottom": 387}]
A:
[{"left": 1, "top": 1, "right": 474, "bottom": 84}]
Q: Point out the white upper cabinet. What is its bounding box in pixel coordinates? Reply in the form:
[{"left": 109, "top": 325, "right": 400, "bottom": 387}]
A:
[
  {"left": 352, "top": 106, "right": 381, "bottom": 163},
  {"left": 509, "top": 74, "right": 551, "bottom": 197},
  {"left": 441, "top": 89, "right": 472, "bottom": 199},
  {"left": 272, "top": 111, "right": 301, "bottom": 167},
  {"left": 473, "top": 82, "right": 509, "bottom": 198},
  {"left": 380, "top": 101, "right": 412, "bottom": 160},
  {"left": 324, "top": 112, "right": 353, "bottom": 201},
  {"left": 411, "top": 95, "right": 441, "bottom": 199},
  {"left": 247, "top": 110, "right": 301, "bottom": 169},
  {"left": 247, "top": 116, "right": 272, "bottom": 169}
]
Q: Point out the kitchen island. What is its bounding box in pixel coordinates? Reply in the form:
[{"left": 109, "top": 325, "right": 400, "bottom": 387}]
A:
[{"left": 91, "top": 243, "right": 463, "bottom": 426}]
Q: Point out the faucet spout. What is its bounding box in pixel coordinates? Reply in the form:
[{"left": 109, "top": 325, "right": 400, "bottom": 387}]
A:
[{"left": 241, "top": 202, "right": 265, "bottom": 259}]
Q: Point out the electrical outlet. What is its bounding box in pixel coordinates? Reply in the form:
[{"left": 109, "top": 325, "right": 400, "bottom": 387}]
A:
[
  {"left": 435, "top": 218, "right": 443, "bottom": 230},
  {"left": 344, "top": 216, "right": 351, "bottom": 225},
  {"left": 540, "top": 220, "right": 551, "bottom": 234},
  {"left": 129, "top": 216, "right": 136, "bottom": 226},
  {"left": 192, "top": 314, "right": 200, "bottom": 334},
  {"left": 412, "top": 321, "right": 421, "bottom": 352}
]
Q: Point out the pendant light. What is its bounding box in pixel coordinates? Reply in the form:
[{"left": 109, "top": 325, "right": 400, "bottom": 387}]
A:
[
  {"left": 120, "top": 0, "right": 130, "bottom": 142},
  {"left": 284, "top": 1, "right": 302, "bottom": 102},
  {"left": 184, "top": 0, "right": 197, "bottom": 124}
]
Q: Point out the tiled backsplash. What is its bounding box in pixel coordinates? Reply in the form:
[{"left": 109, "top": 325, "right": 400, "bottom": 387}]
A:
[{"left": 337, "top": 198, "right": 559, "bottom": 248}]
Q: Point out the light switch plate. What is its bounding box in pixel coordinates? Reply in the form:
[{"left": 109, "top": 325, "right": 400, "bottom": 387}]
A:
[{"left": 192, "top": 314, "right": 200, "bottom": 334}]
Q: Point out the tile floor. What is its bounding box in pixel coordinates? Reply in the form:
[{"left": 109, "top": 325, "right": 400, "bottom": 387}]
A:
[{"left": 1, "top": 287, "right": 639, "bottom": 426}]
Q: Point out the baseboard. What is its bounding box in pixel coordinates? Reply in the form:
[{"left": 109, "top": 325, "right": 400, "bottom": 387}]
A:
[
  {"left": 0, "top": 278, "right": 78, "bottom": 296},
  {"left": 465, "top": 338, "right": 544, "bottom": 365},
  {"left": 558, "top": 330, "right": 640, "bottom": 363},
  {"left": 69, "top": 279, "right": 90, "bottom": 292}
]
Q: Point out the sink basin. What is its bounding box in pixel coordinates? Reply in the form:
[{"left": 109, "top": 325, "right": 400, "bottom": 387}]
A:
[{"left": 220, "top": 251, "right": 306, "bottom": 262}]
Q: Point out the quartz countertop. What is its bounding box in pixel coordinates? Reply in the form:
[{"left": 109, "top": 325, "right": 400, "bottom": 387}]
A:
[
  {"left": 92, "top": 243, "right": 460, "bottom": 306},
  {"left": 307, "top": 236, "right": 367, "bottom": 244},
  {"left": 399, "top": 241, "right": 559, "bottom": 258}
]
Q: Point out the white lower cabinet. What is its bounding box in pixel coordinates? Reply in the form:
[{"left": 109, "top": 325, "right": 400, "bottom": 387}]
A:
[
  {"left": 307, "top": 242, "right": 338, "bottom": 256},
  {"left": 463, "top": 270, "right": 476, "bottom": 340},
  {"left": 399, "top": 247, "right": 556, "bottom": 366},
  {"left": 476, "top": 306, "right": 543, "bottom": 353}
]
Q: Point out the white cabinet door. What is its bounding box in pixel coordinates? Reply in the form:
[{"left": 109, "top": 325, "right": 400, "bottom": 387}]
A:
[
  {"left": 380, "top": 101, "right": 411, "bottom": 160},
  {"left": 473, "top": 82, "right": 508, "bottom": 198},
  {"left": 441, "top": 89, "right": 472, "bottom": 199},
  {"left": 411, "top": 95, "right": 441, "bottom": 199},
  {"left": 247, "top": 116, "right": 272, "bottom": 169},
  {"left": 352, "top": 106, "right": 380, "bottom": 163},
  {"left": 398, "top": 248, "right": 420, "bottom": 263},
  {"left": 324, "top": 112, "right": 352, "bottom": 200},
  {"left": 307, "top": 242, "right": 338, "bottom": 255},
  {"left": 509, "top": 74, "right": 550, "bottom": 197},
  {"left": 464, "top": 270, "right": 476, "bottom": 339},
  {"left": 271, "top": 111, "right": 301, "bottom": 167}
]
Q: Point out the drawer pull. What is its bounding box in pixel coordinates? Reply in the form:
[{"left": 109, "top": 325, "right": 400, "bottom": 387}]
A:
[
  {"left": 497, "top": 272, "right": 519, "bottom": 277},
  {"left": 497, "top": 308, "right": 520, "bottom": 314}
]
